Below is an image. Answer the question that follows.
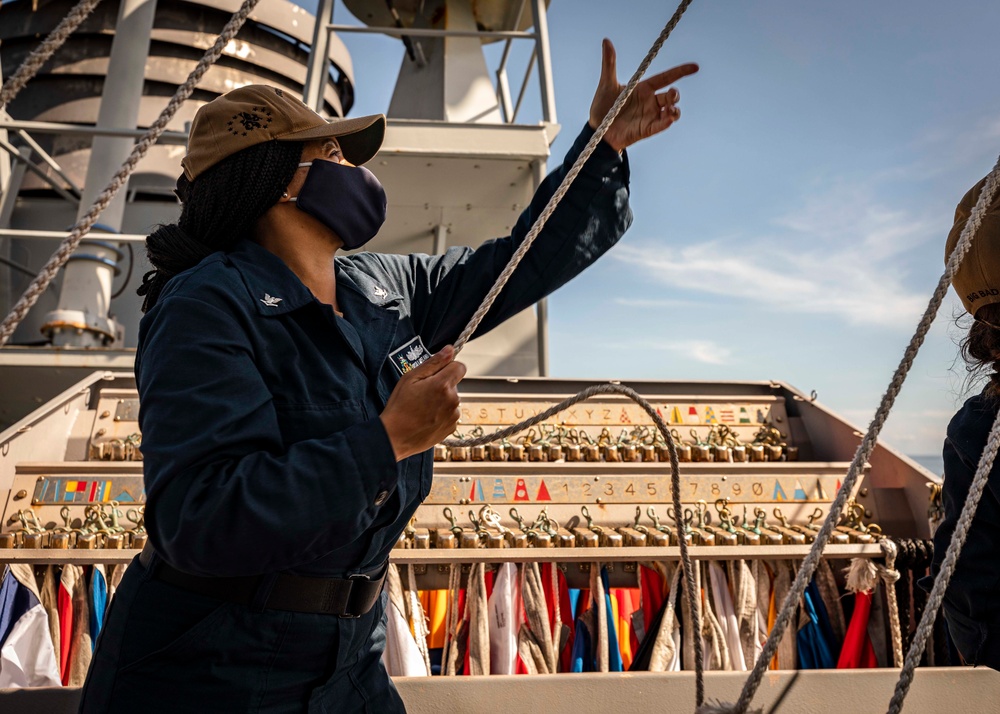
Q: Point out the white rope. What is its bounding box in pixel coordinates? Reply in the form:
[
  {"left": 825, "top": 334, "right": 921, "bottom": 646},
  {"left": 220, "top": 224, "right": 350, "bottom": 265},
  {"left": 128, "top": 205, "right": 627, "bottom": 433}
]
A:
[
  {"left": 451, "top": 0, "right": 694, "bottom": 353},
  {"left": 440, "top": 0, "right": 705, "bottom": 695},
  {"left": 0, "top": 0, "right": 104, "bottom": 111},
  {"left": 0, "top": 0, "right": 264, "bottom": 347},
  {"left": 446, "top": 381, "right": 704, "bottom": 700},
  {"left": 877, "top": 539, "right": 904, "bottom": 669}
]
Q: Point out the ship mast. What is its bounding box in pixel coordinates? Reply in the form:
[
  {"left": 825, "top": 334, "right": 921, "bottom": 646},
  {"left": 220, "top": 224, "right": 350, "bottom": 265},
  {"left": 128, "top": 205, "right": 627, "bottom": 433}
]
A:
[
  {"left": 0, "top": 0, "right": 559, "bottom": 428},
  {"left": 326, "top": 0, "right": 559, "bottom": 376}
]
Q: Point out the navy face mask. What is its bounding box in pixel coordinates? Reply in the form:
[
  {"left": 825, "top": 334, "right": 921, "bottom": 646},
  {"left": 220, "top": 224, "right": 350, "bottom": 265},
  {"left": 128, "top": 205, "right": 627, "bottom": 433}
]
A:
[{"left": 291, "top": 160, "right": 387, "bottom": 250}]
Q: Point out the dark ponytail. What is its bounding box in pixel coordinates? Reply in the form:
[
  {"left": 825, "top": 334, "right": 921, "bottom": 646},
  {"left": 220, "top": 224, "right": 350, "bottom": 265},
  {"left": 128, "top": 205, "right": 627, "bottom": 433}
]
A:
[
  {"left": 960, "top": 303, "right": 1000, "bottom": 400},
  {"left": 138, "top": 140, "right": 303, "bottom": 312}
]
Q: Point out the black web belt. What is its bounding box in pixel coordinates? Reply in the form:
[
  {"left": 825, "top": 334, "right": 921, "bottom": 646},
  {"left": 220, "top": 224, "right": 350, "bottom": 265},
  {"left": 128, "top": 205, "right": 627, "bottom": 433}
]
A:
[{"left": 139, "top": 544, "right": 386, "bottom": 617}]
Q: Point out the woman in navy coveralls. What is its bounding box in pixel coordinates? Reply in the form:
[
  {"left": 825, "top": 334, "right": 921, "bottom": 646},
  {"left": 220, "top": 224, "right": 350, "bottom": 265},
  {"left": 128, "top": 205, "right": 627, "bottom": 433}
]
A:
[{"left": 79, "top": 41, "right": 697, "bottom": 712}]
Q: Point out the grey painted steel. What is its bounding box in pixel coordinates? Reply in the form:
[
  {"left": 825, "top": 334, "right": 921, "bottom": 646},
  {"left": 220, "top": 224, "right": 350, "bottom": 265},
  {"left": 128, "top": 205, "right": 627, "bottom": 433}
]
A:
[
  {"left": 533, "top": 158, "right": 548, "bottom": 375},
  {"left": 342, "top": 0, "right": 547, "bottom": 38},
  {"left": 0, "top": 229, "right": 147, "bottom": 242},
  {"left": 47, "top": 0, "right": 157, "bottom": 348},
  {"left": 3, "top": 124, "right": 82, "bottom": 195},
  {"left": 0, "top": 64, "right": 7, "bottom": 193},
  {"left": 0, "top": 148, "right": 30, "bottom": 230},
  {"left": 30, "top": 57, "right": 344, "bottom": 121},
  {"left": 511, "top": 47, "right": 538, "bottom": 123},
  {"left": 0, "top": 351, "right": 134, "bottom": 429},
  {"left": 529, "top": 0, "right": 556, "bottom": 124},
  {"left": 494, "top": 0, "right": 525, "bottom": 121},
  {"left": 0, "top": 119, "right": 188, "bottom": 144},
  {"left": 303, "top": 0, "right": 335, "bottom": 111},
  {"left": 329, "top": 23, "right": 535, "bottom": 40},
  {"left": 0, "top": 139, "right": 80, "bottom": 204},
  {"left": 0, "top": 149, "right": 29, "bottom": 319}
]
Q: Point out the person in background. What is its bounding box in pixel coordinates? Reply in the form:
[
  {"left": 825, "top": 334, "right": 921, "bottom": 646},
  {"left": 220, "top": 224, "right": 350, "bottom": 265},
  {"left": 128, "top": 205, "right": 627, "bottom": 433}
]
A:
[
  {"left": 931, "top": 174, "right": 1000, "bottom": 670},
  {"left": 78, "top": 40, "right": 697, "bottom": 712}
]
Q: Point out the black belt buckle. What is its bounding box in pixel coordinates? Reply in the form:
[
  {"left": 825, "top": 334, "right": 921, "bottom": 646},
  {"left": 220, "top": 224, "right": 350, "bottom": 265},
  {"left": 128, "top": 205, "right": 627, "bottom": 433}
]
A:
[{"left": 339, "top": 572, "right": 371, "bottom": 619}]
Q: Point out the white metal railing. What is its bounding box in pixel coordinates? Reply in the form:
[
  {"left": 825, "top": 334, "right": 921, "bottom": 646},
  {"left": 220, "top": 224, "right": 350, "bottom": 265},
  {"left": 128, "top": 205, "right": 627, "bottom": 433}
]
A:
[{"left": 311, "top": 0, "right": 557, "bottom": 125}]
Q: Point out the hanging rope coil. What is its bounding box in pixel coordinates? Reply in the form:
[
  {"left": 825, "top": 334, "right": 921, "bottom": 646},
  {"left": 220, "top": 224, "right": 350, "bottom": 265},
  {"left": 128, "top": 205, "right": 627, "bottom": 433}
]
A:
[
  {"left": 877, "top": 538, "right": 904, "bottom": 669},
  {"left": 0, "top": 0, "right": 263, "bottom": 348},
  {"left": 446, "top": 380, "right": 705, "bottom": 703},
  {"left": 0, "top": 0, "right": 104, "bottom": 111}
]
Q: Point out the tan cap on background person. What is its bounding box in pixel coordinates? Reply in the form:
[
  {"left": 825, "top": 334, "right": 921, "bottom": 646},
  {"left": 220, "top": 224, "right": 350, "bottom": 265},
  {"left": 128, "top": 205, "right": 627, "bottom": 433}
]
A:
[
  {"left": 947, "top": 175, "right": 1000, "bottom": 316},
  {"left": 180, "top": 85, "right": 386, "bottom": 181}
]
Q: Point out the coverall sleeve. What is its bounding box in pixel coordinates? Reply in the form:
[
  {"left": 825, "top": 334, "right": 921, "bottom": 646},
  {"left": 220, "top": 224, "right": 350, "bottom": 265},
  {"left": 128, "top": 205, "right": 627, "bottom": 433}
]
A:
[
  {"left": 375, "top": 123, "right": 632, "bottom": 350},
  {"left": 137, "top": 294, "right": 400, "bottom": 577}
]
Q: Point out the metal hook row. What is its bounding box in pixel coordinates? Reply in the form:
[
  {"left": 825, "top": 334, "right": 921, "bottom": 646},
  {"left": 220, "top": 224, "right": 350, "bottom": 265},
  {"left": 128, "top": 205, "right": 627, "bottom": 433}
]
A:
[
  {"left": 436, "top": 424, "right": 798, "bottom": 464},
  {"left": 395, "top": 500, "right": 879, "bottom": 550},
  {"left": 0, "top": 503, "right": 146, "bottom": 550},
  {"left": 89, "top": 432, "right": 143, "bottom": 462}
]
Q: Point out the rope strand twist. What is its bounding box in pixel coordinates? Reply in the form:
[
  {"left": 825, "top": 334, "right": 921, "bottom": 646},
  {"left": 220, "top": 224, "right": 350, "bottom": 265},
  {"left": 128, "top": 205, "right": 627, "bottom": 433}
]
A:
[{"left": 0, "top": 0, "right": 104, "bottom": 111}]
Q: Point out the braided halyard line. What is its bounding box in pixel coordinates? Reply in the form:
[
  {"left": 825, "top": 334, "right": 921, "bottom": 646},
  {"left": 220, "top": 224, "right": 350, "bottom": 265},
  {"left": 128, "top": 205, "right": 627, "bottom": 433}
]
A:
[
  {"left": 446, "top": 381, "right": 706, "bottom": 705},
  {"left": 0, "top": 0, "right": 104, "bottom": 111},
  {"left": 0, "top": 0, "right": 263, "bottom": 348},
  {"left": 451, "top": 0, "right": 694, "bottom": 353},
  {"left": 711, "top": 157, "right": 1000, "bottom": 714}
]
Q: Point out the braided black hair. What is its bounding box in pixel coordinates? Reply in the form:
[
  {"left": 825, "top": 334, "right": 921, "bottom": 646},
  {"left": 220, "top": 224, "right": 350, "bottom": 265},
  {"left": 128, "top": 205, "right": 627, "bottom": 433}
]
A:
[
  {"left": 960, "top": 303, "right": 1000, "bottom": 400},
  {"left": 138, "top": 140, "right": 303, "bottom": 312}
]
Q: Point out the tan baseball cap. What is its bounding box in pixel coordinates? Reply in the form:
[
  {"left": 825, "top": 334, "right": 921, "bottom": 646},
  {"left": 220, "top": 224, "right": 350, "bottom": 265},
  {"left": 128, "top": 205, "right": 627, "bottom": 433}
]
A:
[
  {"left": 180, "top": 85, "right": 386, "bottom": 181},
  {"left": 947, "top": 175, "right": 1000, "bottom": 316}
]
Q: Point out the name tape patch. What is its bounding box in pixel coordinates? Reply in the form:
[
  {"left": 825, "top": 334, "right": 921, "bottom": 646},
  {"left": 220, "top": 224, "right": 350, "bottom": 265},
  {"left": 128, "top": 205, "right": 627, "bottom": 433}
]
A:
[{"left": 389, "top": 336, "right": 431, "bottom": 375}]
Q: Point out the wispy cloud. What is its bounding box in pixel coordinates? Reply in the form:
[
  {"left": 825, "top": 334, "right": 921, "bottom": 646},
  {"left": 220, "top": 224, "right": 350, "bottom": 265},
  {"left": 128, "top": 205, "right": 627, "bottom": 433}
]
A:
[
  {"left": 908, "top": 113, "right": 1000, "bottom": 178},
  {"left": 612, "top": 297, "right": 705, "bottom": 309},
  {"left": 830, "top": 406, "right": 953, "bottom": 458},
  {"left": 611, "top": 339, "right": 734, "bottom": 366},
  {"left": 615, "top": 183, "right": 934, "bottom": 328}
]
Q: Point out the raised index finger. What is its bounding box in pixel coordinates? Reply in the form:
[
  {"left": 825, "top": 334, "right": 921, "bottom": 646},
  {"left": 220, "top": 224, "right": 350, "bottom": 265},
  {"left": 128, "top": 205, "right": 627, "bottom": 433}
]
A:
[{"left": 642, "top": 62, "right": 699, "bottom": 92}]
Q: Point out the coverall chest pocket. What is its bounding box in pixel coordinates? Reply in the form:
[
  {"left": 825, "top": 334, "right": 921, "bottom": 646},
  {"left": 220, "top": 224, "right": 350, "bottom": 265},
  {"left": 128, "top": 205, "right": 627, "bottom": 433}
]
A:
[{"left": 273, "top": 399, "right": 369, "bottom": 446}]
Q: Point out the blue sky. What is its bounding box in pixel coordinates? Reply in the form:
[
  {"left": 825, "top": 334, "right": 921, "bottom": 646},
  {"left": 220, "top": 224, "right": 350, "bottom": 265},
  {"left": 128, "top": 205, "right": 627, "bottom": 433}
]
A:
[{"left": 327, "top": 0, "right": 1000, "bottom": 463}]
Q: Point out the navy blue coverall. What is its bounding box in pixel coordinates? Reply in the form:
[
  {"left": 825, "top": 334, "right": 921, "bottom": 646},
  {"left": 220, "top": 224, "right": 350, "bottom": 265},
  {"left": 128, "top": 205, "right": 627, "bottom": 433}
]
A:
[
  {"left": 926, "top": 388, "right": 1000, "bottom": 670},
  {"left": 79, "top": 124, "right": 632, "bottom": 712}
]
